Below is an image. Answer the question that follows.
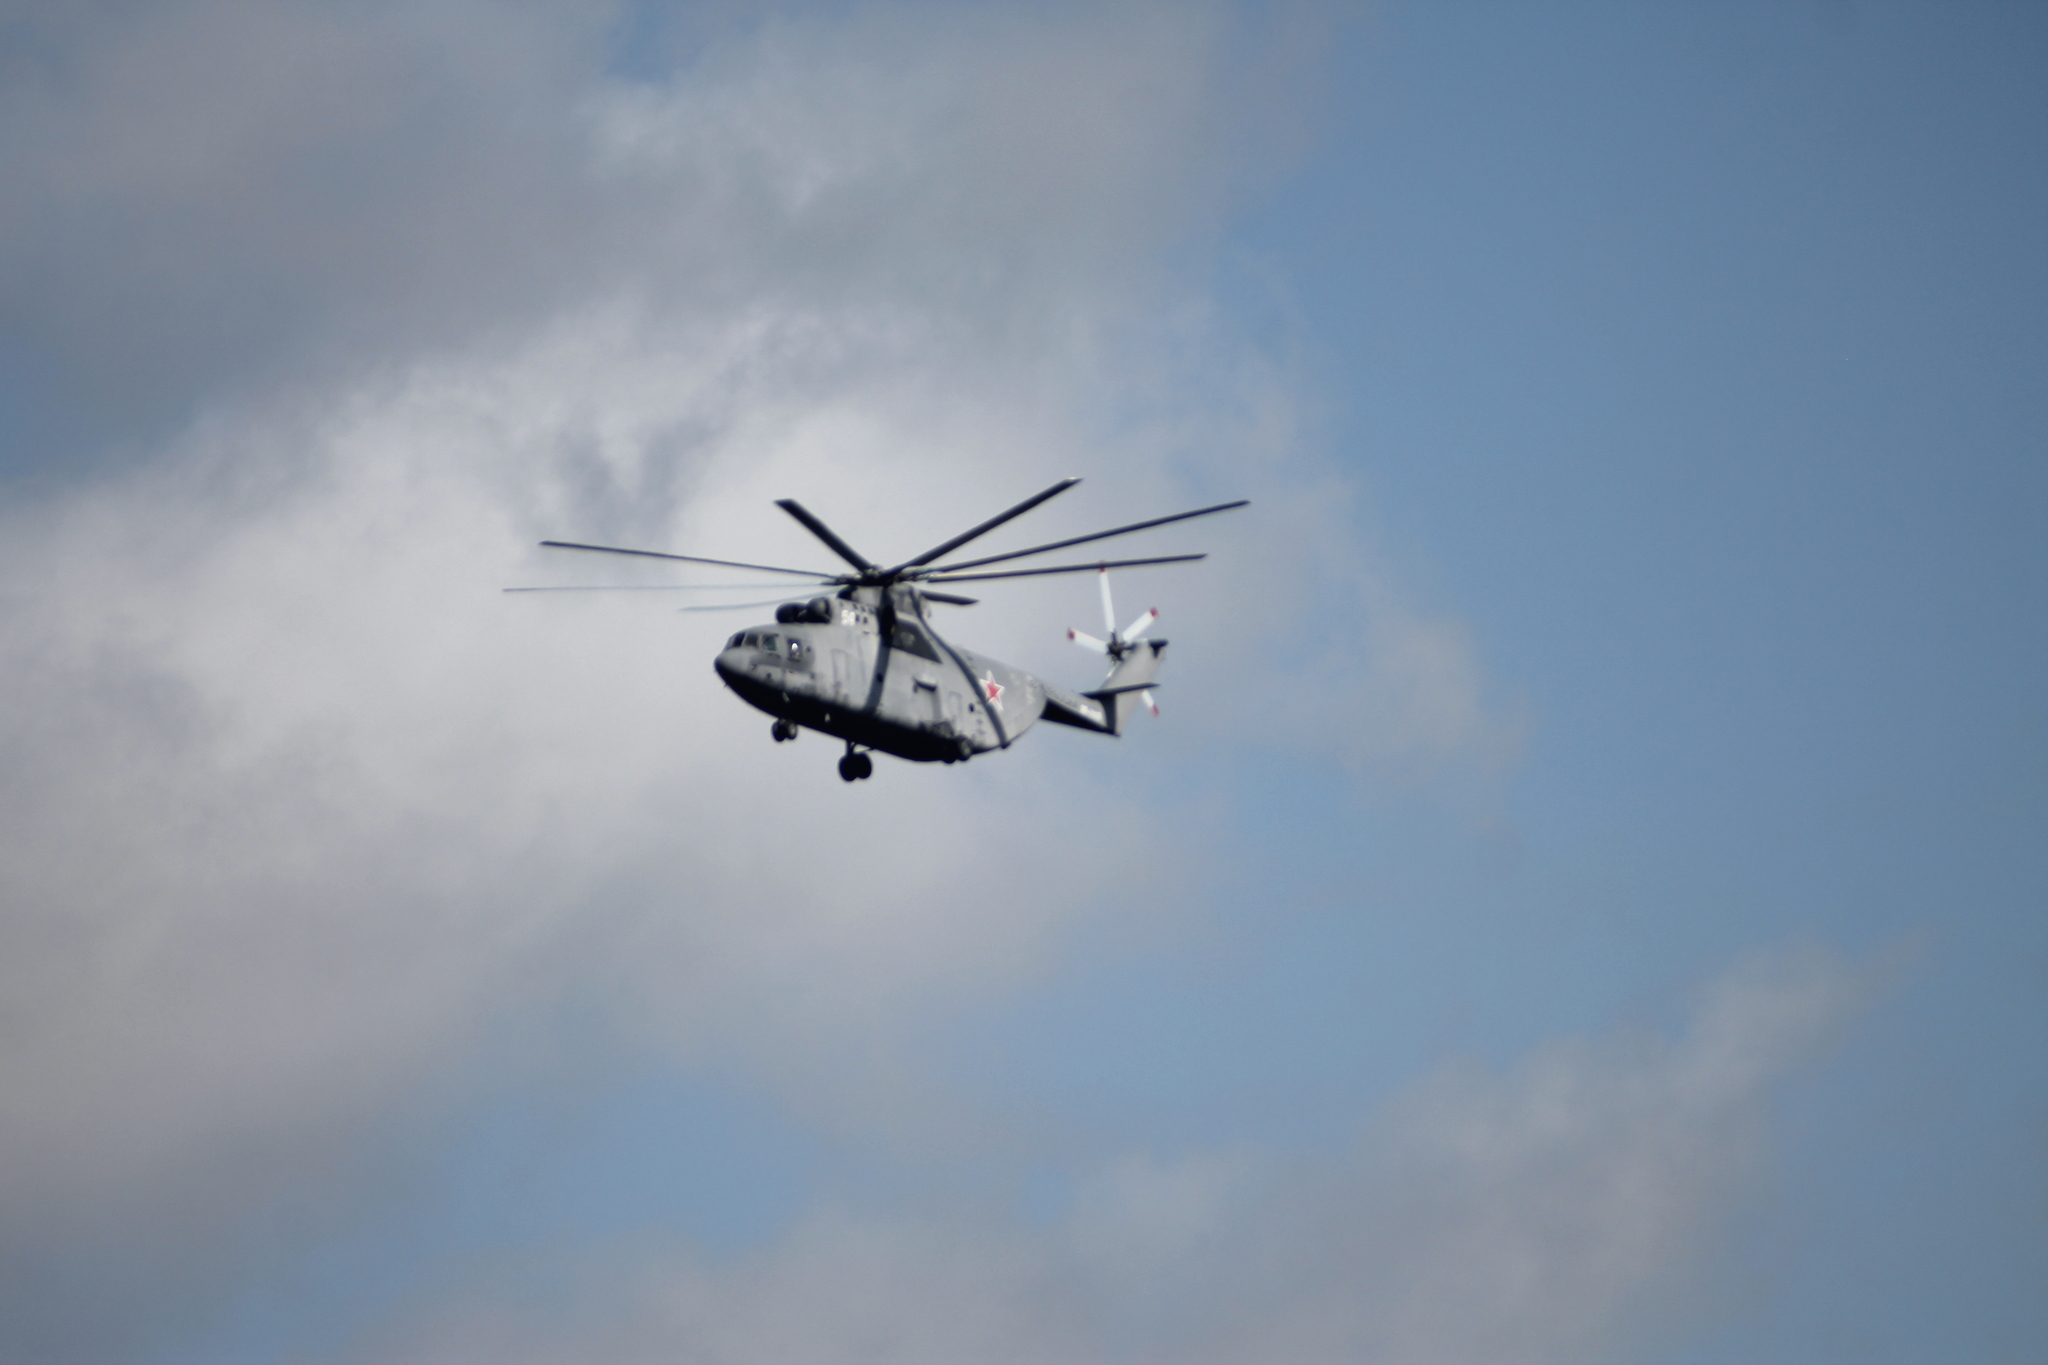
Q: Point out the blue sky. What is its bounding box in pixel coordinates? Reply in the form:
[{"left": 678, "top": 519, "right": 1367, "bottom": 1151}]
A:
[
  {"left": 1250, "top": 6, "right": 2048, "bottom": 1354},
  {"left": 1, "top": 3, "right": 2042, "bottom": 1362}
]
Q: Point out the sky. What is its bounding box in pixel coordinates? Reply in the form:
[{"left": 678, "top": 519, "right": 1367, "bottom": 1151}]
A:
[{"left": 0, "top": 2, "right": 2042, "bottom": 1362}]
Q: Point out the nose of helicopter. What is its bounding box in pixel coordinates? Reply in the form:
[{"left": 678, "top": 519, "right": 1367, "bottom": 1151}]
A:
[{"left": 713, "top": 630, "right": 782, "bottom": 689}]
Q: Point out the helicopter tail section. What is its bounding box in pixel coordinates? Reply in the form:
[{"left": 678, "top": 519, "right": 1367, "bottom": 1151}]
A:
[
  {"left": 1097, "top": 637, "right": 1165, "bottom": 694},
  {"left": 1087, "top": 638, "right": 1166, "bottom": 735},
  {"left": 1038, "top": 639, "right": 1167, "bottom": 737},
  {"left": 1062, "top": 570, "right": 1167, "bottom": 732},
  {"left": 1038, "top": 684, "right": 1113, "bottom": 734}
]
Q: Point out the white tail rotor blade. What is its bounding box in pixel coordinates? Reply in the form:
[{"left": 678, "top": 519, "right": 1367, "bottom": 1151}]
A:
[
  {"left": 1122, "top": 606, "right": 1158, "bottom": 642},
  {"left": 1141, "top": 689, "right": 1159, "bottom": 718},
  {"left": 1097, "top": 568, "right": 1117, "bottom": 637},
  {"left": 1067, "top": 628, "right": 1108, "bottom": 654}
]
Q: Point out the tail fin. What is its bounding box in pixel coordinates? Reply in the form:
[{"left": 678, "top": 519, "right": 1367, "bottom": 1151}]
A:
[{"left": 1083, "top": 639, "right": 1166, "bottom": 736}]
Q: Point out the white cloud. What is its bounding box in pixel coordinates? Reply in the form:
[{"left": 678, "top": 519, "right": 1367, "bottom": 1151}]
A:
[
  {"left": 0, "top": 2, "right": 1524, "bottom": 1356},
  {"left": 347, "top": 947, "right": 1877, "bottom": 1364}
]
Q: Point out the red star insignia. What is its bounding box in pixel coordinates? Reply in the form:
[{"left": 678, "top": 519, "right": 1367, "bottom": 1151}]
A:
[{"left": 980, "top": 672, "right": 1004, "bottom": 708}]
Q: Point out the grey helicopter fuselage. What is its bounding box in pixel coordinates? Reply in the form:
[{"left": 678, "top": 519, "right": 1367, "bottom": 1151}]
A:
[
  {"left": 520, "top": 475, "right": 1235, "bottom": 778},
  {"left": 714, "top": 582, "right": 1113, "bottom": 762}
]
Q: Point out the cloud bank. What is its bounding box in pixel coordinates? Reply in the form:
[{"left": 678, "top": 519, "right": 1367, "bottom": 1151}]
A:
[
  {"left": 353, "top": 948, "right": 1874, "bottom": 1363},
  {"left": 0, "top": 3, "right": 1797, "bottom": 1360}
]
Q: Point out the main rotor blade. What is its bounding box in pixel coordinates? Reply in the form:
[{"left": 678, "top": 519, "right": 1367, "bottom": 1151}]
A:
[
  {"left": 774, "top": 500, "right": 875, "bottom": 573},
  {"left": 924, "top": 553, "right": 1206, "bottom": 583},
  {"left": 676, "top": 595, "right": 823, "bottom": 613},
  {"left": 540, "top": 541, "right": 836, "bottom": 578},
  {"left": 505, "top": 581, "right": 834, "bottom": 592},
  {"left": 888, "top": 477, "right": 1081, "bottom": 573},
  {"left": 918, "top": 498, "right": 1248, "bottom": 575},
  {"left": 918, "top": 591, "right": 980, "bottom": 606}
]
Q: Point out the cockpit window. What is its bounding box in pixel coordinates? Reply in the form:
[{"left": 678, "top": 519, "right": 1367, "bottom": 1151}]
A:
[
  {"left": 741, "top": 632, "right": 758, "bottom": 648},
  {"left": 761, "top": 633, "right": 780, "bottom": 652},
  {"left": 727, "top": 633, "right": 744, "bottom": 649},
  {"left": 889, "top": 621, "right": 941, "bottom": 662}
]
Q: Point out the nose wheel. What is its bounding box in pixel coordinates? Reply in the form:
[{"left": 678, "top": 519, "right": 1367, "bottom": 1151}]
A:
[
  {"left": 838, "top": 745, "right": 873, "bottom": 782},
  {"left": 771, "top": 719, "right": 798, "bottom": 742}
]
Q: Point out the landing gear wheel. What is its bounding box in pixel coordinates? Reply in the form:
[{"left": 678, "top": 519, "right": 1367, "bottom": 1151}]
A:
[
  {"left": 839, "top": 748, "right": 873, "bottom": 782},
  {"left": 771, "top": 719, "right": 797, "bottom": 742},
  {"left": 838, "top": 754, "right": 859, "bottom": 781},
  {"left": 853, "top": 752, "right": 872, "bottom": 779}
]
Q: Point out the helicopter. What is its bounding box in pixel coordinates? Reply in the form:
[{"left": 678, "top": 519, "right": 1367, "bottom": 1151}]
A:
[{"left": 515, "top": 478, "right": 1246, "bottom": 781}]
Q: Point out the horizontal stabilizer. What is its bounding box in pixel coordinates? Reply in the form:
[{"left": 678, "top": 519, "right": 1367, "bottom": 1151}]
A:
[{"left": 1045, "top": 639, "right": 1167, "bottom": 737}]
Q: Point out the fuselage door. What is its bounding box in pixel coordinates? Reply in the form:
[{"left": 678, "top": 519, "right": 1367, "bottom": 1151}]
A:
[{"left": 912, "top": 671, "right": 943, "bottom": 727}]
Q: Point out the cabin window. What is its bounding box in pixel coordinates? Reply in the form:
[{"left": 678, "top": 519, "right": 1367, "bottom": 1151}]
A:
[{"left": 889, "top": 621, "right": 941, "bottom": 662}]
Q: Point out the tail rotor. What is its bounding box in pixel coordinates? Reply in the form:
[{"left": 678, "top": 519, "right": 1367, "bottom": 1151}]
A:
[{"left": 1069, "top": 568, "right": 1161, "bottom": 719}]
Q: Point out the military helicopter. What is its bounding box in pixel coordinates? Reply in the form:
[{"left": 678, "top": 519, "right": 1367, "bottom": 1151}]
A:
[{"left": 517, "top": 478, "right": 1245, "bottom": 781}]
